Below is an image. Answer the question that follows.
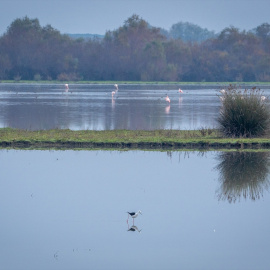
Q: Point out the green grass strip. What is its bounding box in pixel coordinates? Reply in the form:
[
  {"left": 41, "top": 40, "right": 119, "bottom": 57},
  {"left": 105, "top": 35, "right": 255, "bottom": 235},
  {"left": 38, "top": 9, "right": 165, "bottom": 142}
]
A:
[{"left": 1, "top": 128, "right": 270, "bottom": 150}]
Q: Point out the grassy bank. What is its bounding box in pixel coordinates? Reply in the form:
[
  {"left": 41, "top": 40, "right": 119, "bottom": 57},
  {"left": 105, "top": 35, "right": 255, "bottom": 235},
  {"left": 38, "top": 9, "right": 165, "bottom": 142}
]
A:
[{"left": 1, "top": 128, "right": 270, "bottom": 150}]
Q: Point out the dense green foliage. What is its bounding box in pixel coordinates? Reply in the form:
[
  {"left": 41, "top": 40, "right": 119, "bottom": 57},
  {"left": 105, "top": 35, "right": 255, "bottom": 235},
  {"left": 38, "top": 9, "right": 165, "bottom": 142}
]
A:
[
  {"left": 0, "top": 15, "right": 270, "bottom": 82},
  {"left": 218, "top": 86, "right": 270, "bottom": 137}
]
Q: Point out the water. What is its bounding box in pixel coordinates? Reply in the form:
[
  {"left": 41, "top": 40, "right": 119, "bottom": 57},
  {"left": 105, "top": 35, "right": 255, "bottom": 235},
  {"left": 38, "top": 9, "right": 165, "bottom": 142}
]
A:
[
  {"left": 0, "top": 83, "right": 237, "bottom": 130},
  {"left": 1, "top": 149, "right": 270, "bottom": 270},
  {"left": 1, "top": 83, "right": 270, "bottom": 269}
]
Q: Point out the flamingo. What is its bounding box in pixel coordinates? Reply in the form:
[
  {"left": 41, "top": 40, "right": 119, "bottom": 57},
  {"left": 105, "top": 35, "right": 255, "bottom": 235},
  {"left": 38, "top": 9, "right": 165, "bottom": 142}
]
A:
[
  {"left": 178, "top": 88, "right": 183, "bottom": 93},
  {"left": 112, "top": 90, "right": 116, "bottom": 96},
  {"left": 65, "top": 84, "right": 69, "bottom": 91},
  {"left": 165, "top": 95, "right": 170, "bottom": 103},
  {"left": 127, "top": 210, "right": 142, "bottom": 225},
  {"left": 114, "top": 84, "right": 118, "bottom": 91}
]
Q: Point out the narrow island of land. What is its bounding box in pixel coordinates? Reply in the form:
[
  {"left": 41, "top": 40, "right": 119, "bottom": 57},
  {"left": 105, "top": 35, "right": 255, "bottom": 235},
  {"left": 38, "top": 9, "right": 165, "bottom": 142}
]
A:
[{"left": 1, "top": 128, "right": 270, "bottom": 150}]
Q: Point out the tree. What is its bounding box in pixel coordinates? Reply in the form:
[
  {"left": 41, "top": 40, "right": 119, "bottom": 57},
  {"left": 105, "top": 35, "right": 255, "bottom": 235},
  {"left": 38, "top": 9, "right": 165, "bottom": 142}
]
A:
[
  {"left": 103, "top": 14, "right": 166, "bottom": 80},
  {"left": 169, "top": 22, "right": 216, "bottom": 43}
]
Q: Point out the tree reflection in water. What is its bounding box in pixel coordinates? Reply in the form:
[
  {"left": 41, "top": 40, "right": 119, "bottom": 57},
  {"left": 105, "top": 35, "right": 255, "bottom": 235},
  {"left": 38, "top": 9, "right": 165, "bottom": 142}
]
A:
[{"left": 215, "top": 151, "right": 270, "bottom": 203}]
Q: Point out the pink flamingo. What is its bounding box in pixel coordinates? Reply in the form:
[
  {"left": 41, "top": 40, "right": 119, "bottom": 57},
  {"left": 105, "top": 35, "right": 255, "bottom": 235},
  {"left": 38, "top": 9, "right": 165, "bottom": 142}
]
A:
[
  {"left": 165, "top": 95, "right": 170, "bottom": 103},
  {"left": 65, "top": 84, "right": 69, "bottom": 91},
  {"left": 112, "top": 90, "right": 116, "bottom": 96},
  {"left": 178, "top": 88, "right": 183, "bottom": 93}
]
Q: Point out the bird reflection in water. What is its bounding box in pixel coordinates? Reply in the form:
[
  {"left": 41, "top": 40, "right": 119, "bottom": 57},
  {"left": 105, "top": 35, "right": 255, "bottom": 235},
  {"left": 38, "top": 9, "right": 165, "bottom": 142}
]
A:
[
  {"left": 215, "top": 151, "right": 270, "bottom": 203},
  {"left": 165, "top": 105, "right": 170, "bottom": 114},
  {"left": 178, "top": 97, "right": 183, "bottom": 107},
  {"left": 127, "top": 225, "right": 142, "bottom": 233},
  {"left": 112, "top": 96, "right": 115, "bottom": 109}
]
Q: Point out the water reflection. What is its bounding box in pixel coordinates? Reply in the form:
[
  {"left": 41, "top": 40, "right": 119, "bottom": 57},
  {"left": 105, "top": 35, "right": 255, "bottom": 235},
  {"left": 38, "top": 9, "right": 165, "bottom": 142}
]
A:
[
  {"left": 178, "top": 97, "right": 183, "bottom": 106},
  {"left": 215, "top": 151, "right": 270, "bottom": 203},
  {"left": 165, "top": 104, "right": 170, "bottom": 114},
  {"left": 127, "top": 225, "right": 142, "bottom": 233}
]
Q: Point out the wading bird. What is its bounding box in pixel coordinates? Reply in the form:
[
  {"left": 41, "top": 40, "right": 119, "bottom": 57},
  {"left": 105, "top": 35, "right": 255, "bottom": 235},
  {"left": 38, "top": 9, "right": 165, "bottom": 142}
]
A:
[
  {"left": 165, "top": 95, "right": 170, "bottom": 103},
  {"left": 114, "top": 84, "right": 118, "bottom": 90},
  {"left": 65, "top": 84, "right": 69, "bottom": 91},
  {"left": 178, "top": 88, "right": 183, "bottom": 93},
  {"left": 127, "top": 210, "right": 142, "bottom": 225}
]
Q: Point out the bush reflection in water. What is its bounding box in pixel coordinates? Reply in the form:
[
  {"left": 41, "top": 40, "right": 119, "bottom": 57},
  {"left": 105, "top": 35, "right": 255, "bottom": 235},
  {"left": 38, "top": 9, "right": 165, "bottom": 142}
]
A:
[{"left": 215, "top": 151, "right": 270, "bottom": 203}]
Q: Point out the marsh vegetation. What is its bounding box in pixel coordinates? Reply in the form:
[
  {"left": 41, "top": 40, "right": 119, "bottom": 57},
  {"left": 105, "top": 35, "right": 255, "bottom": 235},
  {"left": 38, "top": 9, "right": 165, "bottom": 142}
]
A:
[{"left": 218, "top": 85, "right": 270, "bottom": 137}]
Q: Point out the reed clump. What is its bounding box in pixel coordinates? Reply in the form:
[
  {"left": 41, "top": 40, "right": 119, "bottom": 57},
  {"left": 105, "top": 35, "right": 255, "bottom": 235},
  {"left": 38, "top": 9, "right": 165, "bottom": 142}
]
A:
[{"left": 218, "top": 85, "right": 270, "bottom": 137}]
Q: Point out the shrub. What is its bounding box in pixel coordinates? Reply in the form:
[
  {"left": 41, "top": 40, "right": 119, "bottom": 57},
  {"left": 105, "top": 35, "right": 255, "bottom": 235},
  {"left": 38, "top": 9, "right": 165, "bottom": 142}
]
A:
[{"left": 217, "top": 85, "right": 270, "bottom": 137}]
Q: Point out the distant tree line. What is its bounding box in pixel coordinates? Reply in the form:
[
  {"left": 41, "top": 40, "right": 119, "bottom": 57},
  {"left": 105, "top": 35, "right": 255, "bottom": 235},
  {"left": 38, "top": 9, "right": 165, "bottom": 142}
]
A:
[{"left": 0, "top": 15, "right": 269, "bottom": 82}]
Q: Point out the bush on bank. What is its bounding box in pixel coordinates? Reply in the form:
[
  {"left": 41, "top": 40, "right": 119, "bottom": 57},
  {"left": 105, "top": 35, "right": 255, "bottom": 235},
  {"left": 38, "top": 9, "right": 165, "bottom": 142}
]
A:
[{"left": 218, "top": 85, "right": 270, "bottom": 137}]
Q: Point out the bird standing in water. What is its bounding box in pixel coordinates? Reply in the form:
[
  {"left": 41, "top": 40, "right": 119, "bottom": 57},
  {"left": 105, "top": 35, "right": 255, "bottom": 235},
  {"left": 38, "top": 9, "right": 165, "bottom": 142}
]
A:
[
  {"left": 165, "top": 95, "right": 170, "bottom": 103},
  {"left": 127, "top": 210, "right": 142, "bottom": 225}
]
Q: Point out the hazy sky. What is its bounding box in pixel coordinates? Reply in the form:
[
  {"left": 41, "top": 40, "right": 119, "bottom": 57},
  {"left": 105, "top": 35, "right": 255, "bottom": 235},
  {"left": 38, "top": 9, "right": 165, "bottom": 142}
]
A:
[{"left": 1, "top": 0, "right": 270, "bottom": 35}]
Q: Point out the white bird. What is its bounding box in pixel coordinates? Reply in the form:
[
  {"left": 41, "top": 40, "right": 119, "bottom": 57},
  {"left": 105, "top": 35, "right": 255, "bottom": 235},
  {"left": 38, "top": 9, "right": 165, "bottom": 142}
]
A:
[
  {"left": 165, "top": 95, "right": 170, "bottom": 103},
  {"left": 114, "top": 84, "right": 118, "bottom": 91},
  {"left": 65, "top": 84, "right": 69, "bottom": 92},
  {"left": 127, "top": 210, "right": 142, "bottom": 224}
]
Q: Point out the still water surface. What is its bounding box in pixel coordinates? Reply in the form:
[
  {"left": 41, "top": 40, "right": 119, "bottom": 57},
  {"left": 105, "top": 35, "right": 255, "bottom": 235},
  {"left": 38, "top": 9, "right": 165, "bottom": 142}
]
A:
[
  {"left": 1, "top": 83, "right": 262, "bottom": 130},
  {"left": 1, "top": 150, "right": 270, "bottom": 270}
]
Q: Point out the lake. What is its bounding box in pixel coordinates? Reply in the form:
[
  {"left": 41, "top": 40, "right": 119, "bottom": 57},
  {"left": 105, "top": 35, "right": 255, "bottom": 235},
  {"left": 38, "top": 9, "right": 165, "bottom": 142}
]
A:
[
  {"left": 1, "top": 149, "right": 270, "bottom": 270},
  {"left": 2, "top": 83, "right": 267, "bottom": 131},
  {"left": 1, "top": 83, "right": 270, "bottom": 269}
]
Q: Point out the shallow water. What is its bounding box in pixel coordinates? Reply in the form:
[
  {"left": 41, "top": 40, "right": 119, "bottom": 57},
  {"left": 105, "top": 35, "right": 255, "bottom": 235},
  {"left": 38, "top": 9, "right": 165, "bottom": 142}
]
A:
[
  {"left": 1, "top": 149, "right": 270, "bottom": 270},
  {"left": 0, "top": 83, "right": 237, "bottom": 130}
]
